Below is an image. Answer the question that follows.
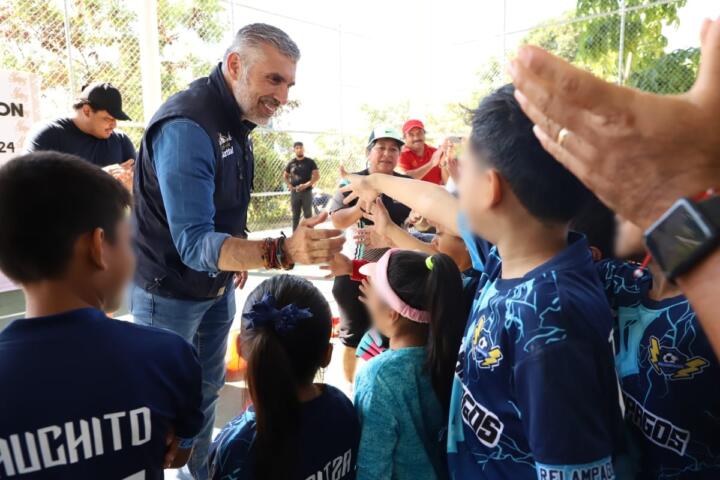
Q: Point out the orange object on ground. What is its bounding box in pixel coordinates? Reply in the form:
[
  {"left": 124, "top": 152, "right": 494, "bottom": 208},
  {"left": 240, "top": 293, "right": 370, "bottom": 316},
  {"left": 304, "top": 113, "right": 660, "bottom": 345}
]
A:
[{"left": 225, "top": 329, "right": 246, "bottom": 382}]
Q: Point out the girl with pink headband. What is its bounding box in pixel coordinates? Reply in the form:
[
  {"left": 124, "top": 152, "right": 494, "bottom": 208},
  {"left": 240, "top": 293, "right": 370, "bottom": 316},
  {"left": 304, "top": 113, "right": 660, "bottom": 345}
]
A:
[{"left": 353, "top": 249, "right": 466, "bottom": 480}]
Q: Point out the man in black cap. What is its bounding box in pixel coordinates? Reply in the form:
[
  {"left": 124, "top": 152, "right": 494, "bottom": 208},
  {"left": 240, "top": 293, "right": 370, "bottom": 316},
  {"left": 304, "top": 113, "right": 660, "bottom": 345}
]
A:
[{"left": 25, "top": 83, "right": 136, "bottom": 187}]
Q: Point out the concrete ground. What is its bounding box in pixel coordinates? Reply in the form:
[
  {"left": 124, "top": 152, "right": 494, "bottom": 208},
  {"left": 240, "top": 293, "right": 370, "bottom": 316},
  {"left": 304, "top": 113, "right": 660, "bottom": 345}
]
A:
[{"left": 0, "top": 224, "right": 353, "bottom": 479}]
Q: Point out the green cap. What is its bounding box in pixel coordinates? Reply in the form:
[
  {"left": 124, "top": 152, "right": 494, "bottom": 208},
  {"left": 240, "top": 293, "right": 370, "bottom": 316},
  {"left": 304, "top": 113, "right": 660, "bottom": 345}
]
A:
[{"left": 367, "top": 126, "right": 404, "bottom": 149}]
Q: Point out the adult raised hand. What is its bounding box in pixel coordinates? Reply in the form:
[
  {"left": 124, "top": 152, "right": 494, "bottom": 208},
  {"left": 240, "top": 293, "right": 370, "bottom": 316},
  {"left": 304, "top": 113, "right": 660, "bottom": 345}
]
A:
[
  {"left": 284, "top": 211, "right": 345, "bottom": 264},
  {"left": 509, "top": 17, "right": 720, "bottom": 230}
]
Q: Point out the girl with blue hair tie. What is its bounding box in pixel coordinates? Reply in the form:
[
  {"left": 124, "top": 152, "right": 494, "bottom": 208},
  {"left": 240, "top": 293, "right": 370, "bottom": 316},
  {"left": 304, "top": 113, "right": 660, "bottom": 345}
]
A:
[{"left": 209, "top": 275, "right": 360, "bottom": 480}]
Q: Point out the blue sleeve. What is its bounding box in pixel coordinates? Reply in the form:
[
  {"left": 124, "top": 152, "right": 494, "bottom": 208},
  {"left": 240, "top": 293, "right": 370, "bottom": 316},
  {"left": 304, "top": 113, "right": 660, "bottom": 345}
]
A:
[
  {"left": 456, "top": 211, "right": 491, "bottom": 272},
  {"left": 595, "top": 259, "right": 645, "bottom": 310},
  {"left": 354, "top": 369, "right": 398, "bottom": 480},
  {"left": 209, "top": 412, "right": 256, "bottom": 480},
  {"left": 152, "top": 119, "right": 230, "bottom": 273}
]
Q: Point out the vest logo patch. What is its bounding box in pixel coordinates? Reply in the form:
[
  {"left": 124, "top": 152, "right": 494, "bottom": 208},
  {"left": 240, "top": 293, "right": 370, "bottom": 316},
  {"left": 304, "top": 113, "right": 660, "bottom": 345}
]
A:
[
  {"left": 623, "top": 391, "right": 690, "bottom": 456},
  {"left": 648, "top": 336, "right": 709, "bottom": 380},
  {"left": 218, "top": 132, "right": 234, "bottom": 158}
]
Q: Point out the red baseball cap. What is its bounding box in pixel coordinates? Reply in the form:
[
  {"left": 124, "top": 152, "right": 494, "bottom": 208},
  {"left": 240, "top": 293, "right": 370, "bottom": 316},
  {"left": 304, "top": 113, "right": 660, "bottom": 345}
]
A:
[{"left": 402, "top": 119, "right": 425, "bottom": 135}]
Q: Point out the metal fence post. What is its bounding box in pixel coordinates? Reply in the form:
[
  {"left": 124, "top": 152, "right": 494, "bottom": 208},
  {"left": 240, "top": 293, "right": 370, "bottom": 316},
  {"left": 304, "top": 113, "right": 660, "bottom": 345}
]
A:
[
  {"left": 617, "top": 0, "right": 627, "bottom": 85},
  {"left": 138, "top": 0, "right": 162, "bottom": 124},
  {"left": 62, "top": 0, "right": 75, "bottom": 100}
]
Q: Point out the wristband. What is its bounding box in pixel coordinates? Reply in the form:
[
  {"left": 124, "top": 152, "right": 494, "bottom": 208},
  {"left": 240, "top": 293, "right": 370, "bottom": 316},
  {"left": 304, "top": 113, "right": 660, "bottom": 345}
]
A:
[
  {"left": 276, "top": 233, "right": 295, "bottom": 271},
  {"left": 351, "top": 259, "right": 369, "bottom": 282}
]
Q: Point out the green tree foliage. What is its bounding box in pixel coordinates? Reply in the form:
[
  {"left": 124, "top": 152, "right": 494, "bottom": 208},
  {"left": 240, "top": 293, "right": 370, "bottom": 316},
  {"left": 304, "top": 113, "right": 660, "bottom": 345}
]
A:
[
  {"left": 629, "top": 47, "right": 699, "bottom": 94},
  {"left": 576, "top": 0, "right": 685, "bottom": 74},
  {"left": 0, "top": 0, "right": 227, "bottom": 123}
]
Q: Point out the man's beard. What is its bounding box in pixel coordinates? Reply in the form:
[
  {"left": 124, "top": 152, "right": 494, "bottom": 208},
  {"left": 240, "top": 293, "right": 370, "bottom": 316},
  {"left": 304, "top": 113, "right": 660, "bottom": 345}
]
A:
[{"left": 232, "top": 73, "right": 280, "bottom": 125}]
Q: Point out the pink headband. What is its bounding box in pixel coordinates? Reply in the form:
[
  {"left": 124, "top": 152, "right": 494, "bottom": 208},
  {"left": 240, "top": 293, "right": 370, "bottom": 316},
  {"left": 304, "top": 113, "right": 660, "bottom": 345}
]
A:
[{"left": 360, "top": 249, "right": 430, "bottom": 324}]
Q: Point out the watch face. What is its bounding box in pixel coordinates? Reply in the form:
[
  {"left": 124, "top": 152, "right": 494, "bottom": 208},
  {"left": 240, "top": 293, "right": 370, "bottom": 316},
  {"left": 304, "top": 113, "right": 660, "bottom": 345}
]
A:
[{"left": 646, "top": 199, "right": 715, "bottom": 276}]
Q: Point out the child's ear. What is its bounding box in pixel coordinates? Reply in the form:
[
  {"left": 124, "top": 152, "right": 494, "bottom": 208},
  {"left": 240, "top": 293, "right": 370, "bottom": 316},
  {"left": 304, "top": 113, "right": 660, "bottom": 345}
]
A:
[
  {"left": 87, "top": 227, "right": 107, "bottom": 271},
  {"left": 389, "top": 309, "right": 401, "bottom": 325},
  {"left": 487, "top": 169, "right": 503, "bottom": 207},
  {"left": 321, "top": 343, "right": 333, "bottom": 368}
]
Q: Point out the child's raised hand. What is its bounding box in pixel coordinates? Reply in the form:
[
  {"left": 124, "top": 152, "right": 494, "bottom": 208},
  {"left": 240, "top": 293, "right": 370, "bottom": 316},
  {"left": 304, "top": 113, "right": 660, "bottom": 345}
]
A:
[
  {"left": 358, "top": 279, "right": 371, "bottom": 305},
  {"left": 340, "top": 166, "right": 380, "bottom": 206},
  {"left": 362, "top": 197, "right": 391, "bottom": 236},
  {"left": 320, "top": 253, "right": 353, "bottom": 279}
]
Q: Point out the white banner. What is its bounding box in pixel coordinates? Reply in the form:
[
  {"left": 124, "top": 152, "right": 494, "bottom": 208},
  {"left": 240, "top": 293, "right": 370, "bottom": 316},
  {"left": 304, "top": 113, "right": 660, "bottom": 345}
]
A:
[{"left": 0, "top": 70, "right": 41, "bottom": 292}]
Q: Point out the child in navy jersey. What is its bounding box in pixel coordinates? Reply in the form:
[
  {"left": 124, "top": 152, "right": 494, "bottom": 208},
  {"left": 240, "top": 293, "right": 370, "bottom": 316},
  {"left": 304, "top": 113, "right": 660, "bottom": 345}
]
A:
[
  {"left": 598, "top": 217, "right": 720, "bottom": 479},
  {"left": 339, "top": 84, "right": 623, "bottom": 479},
  {"left": 0, "top": 152, "right": 203, "bottom": 479},
  {"left": 209, "top": 275, "right": 360, "bottom": 480}
]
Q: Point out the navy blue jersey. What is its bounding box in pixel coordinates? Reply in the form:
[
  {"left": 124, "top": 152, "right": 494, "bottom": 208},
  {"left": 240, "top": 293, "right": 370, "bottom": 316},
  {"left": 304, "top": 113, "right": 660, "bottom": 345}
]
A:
[
  {"left": 209, "top": 385, "right": 359, "bottom": 480},
  {"left": 0, "top": 308, "right": 203, "bottom": 479},
  {"left": 598, "top": 260, "right": 720, "bottom": 479},
  {"left": 25, "top": 118, "right": 136, "bottom": 167},
  {"left": 447, "top": 214, "right": 622, "bottom": 479}
]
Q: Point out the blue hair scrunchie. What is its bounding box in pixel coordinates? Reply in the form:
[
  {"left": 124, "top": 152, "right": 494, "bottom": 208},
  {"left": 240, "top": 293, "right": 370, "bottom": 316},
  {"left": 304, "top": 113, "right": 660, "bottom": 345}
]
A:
[{"left": 243, "top": 292, "right": 313, "bottom": 335}]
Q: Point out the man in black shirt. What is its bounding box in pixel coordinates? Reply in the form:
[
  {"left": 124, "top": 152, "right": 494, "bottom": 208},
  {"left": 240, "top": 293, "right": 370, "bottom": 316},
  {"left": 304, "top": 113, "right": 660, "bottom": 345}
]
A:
[
  {"left": 25, "top": 82, "right": 136, "bottom": 189},
  {"left": 284, "top": 141, "right": 320, "bottom": 230}
]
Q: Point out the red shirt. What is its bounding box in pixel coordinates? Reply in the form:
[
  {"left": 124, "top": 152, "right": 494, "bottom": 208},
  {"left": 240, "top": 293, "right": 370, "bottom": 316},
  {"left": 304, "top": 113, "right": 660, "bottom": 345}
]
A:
[{"left": 398, "top": 144, "right": 443, "bottom": 185}]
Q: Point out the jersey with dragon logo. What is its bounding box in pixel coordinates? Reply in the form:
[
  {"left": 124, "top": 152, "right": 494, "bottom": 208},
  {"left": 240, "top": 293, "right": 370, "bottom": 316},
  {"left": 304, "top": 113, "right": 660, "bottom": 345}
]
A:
[
  {"left": 447, "top": 214, "right": 622, "bottom": 480},
  {"left": 598, "top": 260, "right": 720, "bottom": 479}
]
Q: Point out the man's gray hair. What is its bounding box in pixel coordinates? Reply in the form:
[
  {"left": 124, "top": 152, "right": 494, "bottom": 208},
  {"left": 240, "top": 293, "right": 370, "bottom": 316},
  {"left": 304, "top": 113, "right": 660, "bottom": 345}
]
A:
[{"left": 225, "top": 23, "right": 300, "bottom": 65}]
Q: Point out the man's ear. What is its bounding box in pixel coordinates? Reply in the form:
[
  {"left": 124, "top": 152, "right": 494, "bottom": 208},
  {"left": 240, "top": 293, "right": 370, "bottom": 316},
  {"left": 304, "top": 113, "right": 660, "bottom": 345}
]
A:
[
  {"left": 88, "top": 227, "right": 107, "bottom": 271},
  {"left": 321, "top": 342, "right": 333, "bottom": 368},
  {"left": 82, "top": 104, "right": 92, "bottom": 118},
  {"left": 225, "top": 51, "right": 243, "bottom": 81}
]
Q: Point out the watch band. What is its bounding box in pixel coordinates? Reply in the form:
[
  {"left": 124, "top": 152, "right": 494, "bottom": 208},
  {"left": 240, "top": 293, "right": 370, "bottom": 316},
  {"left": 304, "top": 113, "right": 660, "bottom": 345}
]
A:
[
  {"left": 697, "top": 195, "right": 720, "bottom": 227},
  {"left": 644, "top": 191, "right": 720, "bottom": 281}
]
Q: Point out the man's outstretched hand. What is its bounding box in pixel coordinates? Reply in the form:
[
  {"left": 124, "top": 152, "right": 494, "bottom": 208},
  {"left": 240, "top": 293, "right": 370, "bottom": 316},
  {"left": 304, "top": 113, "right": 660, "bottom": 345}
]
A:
[
  {"left": 284, "top": 212, "right": 345, "bottom": 265},
  {"left": 509, "top": 17, "right": 720, "bottom": 229}
]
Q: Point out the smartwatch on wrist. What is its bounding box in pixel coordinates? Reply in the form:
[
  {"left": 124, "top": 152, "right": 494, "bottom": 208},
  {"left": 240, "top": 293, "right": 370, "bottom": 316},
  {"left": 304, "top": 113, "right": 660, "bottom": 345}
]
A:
[{"left": 644, "top": 193, "right": 720, "bottom": 281}]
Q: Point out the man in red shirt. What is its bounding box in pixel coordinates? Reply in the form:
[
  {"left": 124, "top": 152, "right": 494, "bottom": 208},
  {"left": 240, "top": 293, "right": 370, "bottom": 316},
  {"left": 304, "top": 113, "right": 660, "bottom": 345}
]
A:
[{"left": 397, "top": 119, "right": 447, "bottom": 185}]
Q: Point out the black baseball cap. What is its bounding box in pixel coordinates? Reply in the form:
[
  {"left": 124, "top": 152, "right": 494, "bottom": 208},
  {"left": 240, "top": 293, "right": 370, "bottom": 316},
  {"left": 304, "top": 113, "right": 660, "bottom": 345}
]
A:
[{"left": 77, "top": 82, "right": 131, "bottom": 121}]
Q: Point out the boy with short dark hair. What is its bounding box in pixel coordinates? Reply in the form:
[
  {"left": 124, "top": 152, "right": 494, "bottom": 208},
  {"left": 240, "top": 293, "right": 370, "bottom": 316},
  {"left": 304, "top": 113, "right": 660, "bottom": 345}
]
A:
[
  {"left": 340, "top": 84, "right": 622, "bottom": 479},
  {"left": 0, "top": 152, "right": 203, "bottom": 479}
]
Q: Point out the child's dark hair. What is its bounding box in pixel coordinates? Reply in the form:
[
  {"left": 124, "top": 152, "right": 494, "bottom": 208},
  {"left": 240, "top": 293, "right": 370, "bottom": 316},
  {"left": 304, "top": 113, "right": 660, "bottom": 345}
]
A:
[
  {"left": 386, "top": 251, "right": 465, "bottom": 413},
  {"left": 241, "top": 275, "right": 332, "bottom": 480},
  {"left": 468, "top": 83, "right": 591, "bottom": 223},
  {"left": 570, "top": 194, "right": 616, "bottom": 259},
  {"left": 0, "top": 152, "right": 131, "bottom": 283}
]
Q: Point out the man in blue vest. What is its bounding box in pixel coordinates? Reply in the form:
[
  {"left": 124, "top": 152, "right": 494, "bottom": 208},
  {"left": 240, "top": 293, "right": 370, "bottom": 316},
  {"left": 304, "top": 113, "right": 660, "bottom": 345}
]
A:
[{"left": 132, "top": 23, "right": 345, "bottom": 479}]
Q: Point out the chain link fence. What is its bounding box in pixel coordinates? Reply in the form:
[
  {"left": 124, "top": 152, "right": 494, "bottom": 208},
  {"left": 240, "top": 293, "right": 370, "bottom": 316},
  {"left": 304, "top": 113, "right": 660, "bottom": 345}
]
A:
[{"left": 0, "top": 0, "right": 707, "bottom": 230}]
